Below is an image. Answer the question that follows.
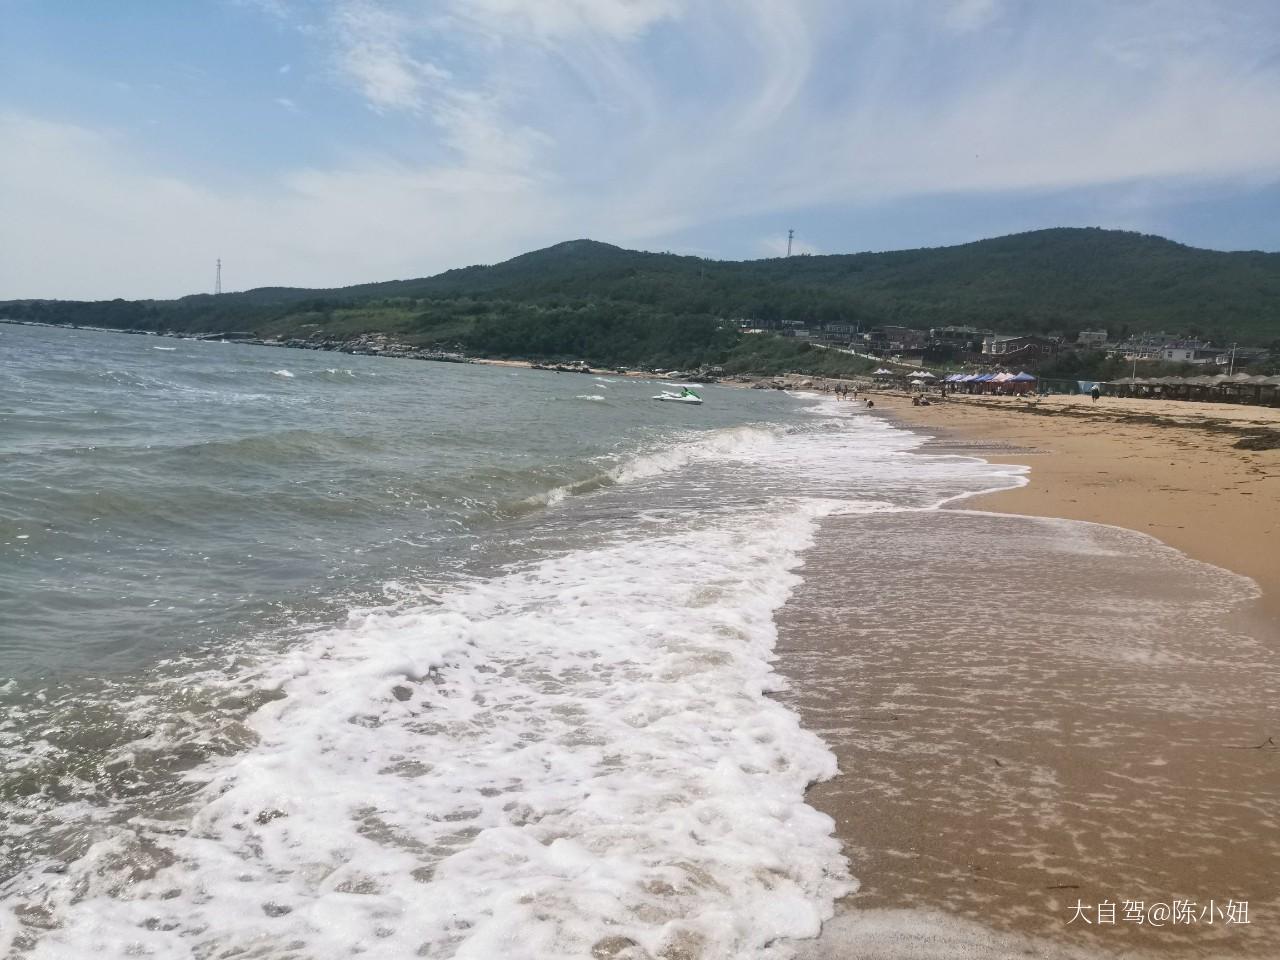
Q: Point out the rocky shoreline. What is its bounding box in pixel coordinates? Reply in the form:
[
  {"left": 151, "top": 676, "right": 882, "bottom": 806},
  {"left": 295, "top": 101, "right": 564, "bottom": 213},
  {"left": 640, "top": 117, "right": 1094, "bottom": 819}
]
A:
[{"left": 5, "top": 318, "right": 832, "bottom": 388}]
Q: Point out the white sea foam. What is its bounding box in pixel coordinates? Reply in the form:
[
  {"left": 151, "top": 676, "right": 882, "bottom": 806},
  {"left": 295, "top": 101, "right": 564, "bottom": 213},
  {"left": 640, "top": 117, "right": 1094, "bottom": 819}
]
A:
[
  {"left": 518, "top": 423, "right": 786, "bottom": 511},
  {"left": 1, "top": 399, "right": 1031, "bottom": 959},
  {"left": 575, "top": 394, "right": 606, "bottom": 402},
  {"left": 8, "top": 505, "right": 850, "bottom": 959},
  {"left": 273, "top": 369, "right": 295, "bottom": 378},
  {"left": 523, "top": 409, "right": 1022, "bottom": 519}
]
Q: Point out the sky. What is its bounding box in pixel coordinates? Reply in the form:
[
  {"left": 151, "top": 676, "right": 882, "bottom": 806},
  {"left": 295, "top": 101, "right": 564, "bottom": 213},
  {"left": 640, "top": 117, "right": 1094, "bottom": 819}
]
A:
[{"left": 3, "top": 0, "right": 1280, "bottom": 300}]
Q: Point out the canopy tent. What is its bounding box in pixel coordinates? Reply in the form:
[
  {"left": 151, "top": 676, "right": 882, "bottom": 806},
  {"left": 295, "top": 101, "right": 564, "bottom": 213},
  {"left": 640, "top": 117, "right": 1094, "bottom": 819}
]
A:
[{"left": 872, "top": 368, "right": 895, "bottom": 377}]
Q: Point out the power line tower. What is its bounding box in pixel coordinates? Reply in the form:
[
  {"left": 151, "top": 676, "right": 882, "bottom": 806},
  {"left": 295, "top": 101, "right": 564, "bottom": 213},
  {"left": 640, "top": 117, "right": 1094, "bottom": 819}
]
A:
[
  {"left": 215, "top": 258, "right": 222, "bottom": 295},
  {"left": 786, "top": 229, "right": 794, "bottom": 257}
]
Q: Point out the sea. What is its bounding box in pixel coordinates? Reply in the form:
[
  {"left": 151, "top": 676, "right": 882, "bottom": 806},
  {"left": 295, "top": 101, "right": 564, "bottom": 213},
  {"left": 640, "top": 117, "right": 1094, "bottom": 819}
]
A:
[{"left": 11, "top": 321, "right": 1256, "bottom": 958}]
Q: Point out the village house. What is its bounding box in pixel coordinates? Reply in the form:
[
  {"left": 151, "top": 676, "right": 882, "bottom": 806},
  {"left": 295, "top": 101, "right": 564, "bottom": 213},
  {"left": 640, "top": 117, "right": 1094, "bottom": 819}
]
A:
[
  {"left": 1158, "top": 339, "right": 1214, "bottom": 362},
  {"left": 928, "top": 325, "right": 993, "bottom": 352},
  {"left": 867, "top": 325, "right": 928, "bottom": 354},
  {"left": 983, "top": 334, "right": 1062, "bottom": 358}
]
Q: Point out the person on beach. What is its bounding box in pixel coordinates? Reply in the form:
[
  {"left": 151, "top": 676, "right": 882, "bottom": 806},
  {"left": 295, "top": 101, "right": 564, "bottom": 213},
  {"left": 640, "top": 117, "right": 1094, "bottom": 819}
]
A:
[{"left": 1090, "top": 384, "right": 1101, "bottom": 402}]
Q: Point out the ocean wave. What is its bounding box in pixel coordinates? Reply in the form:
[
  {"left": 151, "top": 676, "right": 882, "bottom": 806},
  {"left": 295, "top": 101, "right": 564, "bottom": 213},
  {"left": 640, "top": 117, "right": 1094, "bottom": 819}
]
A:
[
  {"left": 3, "top": 505, "right": 850, "bottom": 958},
  {"left": 515, "top": 423, "right": 784, "bottom": 512}
]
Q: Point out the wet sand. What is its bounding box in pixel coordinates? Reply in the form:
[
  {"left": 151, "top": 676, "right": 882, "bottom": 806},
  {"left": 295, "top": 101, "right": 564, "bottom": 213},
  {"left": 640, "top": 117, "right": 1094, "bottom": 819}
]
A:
[
  {"left": 884, "top": 392, "right": 1280, "bottom": 621},
  {"left": 779, "top": 395, "right": 1280, "bottom": 958}
]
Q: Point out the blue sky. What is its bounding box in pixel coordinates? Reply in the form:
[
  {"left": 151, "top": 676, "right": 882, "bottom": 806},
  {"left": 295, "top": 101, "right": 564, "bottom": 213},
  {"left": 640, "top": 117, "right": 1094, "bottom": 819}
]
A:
[{"left": 3, "top": 0, "right": 1280, "bottom": 299}]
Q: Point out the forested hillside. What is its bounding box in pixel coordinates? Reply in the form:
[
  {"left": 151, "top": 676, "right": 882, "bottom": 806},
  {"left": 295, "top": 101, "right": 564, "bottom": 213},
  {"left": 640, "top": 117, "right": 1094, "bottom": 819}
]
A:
[{"left": 5, "top": 229, "right": 1279, "bottom": 372}]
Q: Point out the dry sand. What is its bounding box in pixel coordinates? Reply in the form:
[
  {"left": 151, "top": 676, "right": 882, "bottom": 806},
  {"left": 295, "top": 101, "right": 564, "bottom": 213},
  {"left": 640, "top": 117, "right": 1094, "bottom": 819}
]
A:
[
  {"left": 883, "top": 392, "right": 1280, "bottom": 620},
  {"left": 778, "top": 392, "right": 1280, "bottom": 958}
]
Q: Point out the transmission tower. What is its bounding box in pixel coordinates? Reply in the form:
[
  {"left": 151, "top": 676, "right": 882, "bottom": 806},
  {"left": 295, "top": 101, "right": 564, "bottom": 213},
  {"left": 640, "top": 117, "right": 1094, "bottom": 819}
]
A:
[
  {"left": 215, "top": 258, "right": 222, "bottom": 295},
  {"left": 786, "top": 229, "right": 794, "bottom": 257}
]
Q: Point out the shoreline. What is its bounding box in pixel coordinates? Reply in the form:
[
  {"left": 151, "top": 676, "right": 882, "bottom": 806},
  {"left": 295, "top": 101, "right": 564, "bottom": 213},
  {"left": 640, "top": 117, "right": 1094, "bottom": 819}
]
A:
[
  {"left": 877, "top": 391, "right": 1280, "bottom": 621},
  {"left": 778, "top": 394, "right": 1279, "bottom": 957},
  {"left": 1, "top": 318, "right": 778, "bottom": 387}
]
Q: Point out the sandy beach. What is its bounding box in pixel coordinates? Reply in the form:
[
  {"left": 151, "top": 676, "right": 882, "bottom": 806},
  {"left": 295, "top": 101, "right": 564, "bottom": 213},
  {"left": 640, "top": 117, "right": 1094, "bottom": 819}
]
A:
[
  {"left": 886, "top": 392, "right": 1280, "bottom": 620},
  {"left": 778, "top": 392, "right": 1280, "bottom": 958}
]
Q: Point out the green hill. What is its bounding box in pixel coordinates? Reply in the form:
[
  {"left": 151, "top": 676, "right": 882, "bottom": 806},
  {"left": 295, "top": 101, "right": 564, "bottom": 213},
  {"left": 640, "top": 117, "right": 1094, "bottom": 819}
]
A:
[{"left": 5, "top": 228, "right": 1279, "bottom": 373}]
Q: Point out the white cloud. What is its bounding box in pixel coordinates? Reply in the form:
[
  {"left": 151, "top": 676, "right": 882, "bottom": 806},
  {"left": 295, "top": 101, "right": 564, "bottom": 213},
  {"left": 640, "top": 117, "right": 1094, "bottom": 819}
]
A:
[
  {"left": 5, "top": 1, "right": 1280, "bottom": 299},
  {"left": 331, "top": 0, "right": 449, "bottom": 113},
  {"left": 274, "top": 96, "right": 299, "bottom": 110},
  {"left": 456, "top": 0, "right": 681, "bottom": 42},
  {"left": 0, "top": 114, "right": 560, "bottom": 299},
  {"left": 942, "top": 0, "right": 1001, "bottom": 33}
]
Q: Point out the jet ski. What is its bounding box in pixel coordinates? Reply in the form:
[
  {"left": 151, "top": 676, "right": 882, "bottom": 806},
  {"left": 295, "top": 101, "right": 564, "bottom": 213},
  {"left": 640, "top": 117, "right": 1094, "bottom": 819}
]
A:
[{"left": 652, "top": 388, "right": 703, "bottom": 404}]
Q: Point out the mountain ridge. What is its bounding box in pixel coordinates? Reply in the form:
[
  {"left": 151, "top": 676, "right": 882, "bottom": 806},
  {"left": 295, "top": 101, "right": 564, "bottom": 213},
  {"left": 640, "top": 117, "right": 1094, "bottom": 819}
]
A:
[{"left": 5, "top": 229, "right": 1279, "bottom": 359}]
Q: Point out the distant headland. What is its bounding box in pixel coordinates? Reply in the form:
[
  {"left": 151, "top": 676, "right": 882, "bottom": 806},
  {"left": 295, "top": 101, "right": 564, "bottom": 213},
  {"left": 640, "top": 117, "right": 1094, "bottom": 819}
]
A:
[{"left": 4, "top": 228, "right": 1278, "bottom": 380}]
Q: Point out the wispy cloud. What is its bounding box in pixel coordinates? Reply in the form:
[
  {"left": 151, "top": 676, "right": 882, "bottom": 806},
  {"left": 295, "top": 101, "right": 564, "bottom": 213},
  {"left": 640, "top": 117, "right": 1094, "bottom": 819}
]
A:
[
  {"left": 456, "top": 0, "right": 681, "bottom": 42},
  {"left": 331, "top": 0, "right": 449, "bottom": 113},
  {"left": 3, "top": 1, "right": 1280, "bottom": 298},
  {"left": 0, "top": 113, "right": 559, "bottom": 299},
  {"left": 942, "top": 0, "right": 1002, "bottom": 33}
]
